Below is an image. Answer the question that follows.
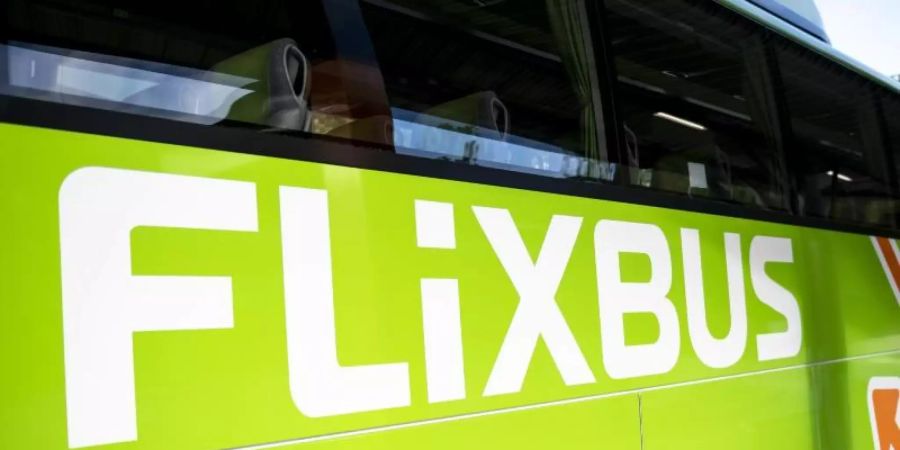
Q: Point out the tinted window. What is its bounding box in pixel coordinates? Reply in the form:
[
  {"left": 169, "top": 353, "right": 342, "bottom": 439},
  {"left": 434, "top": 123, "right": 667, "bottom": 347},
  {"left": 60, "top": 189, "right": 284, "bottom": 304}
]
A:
[
  {"left": 5, "top": 0, "right": 900, "bottom": 231},
  {"left": 3, "top": 0, "right": 610, "bottom": 182},
  {"left": 3, "top": 1, "right": 391, "bottom": 143},
  {"left": 881, "top": 95, "right": 900, "bottom": 212},
  {"left": 775, "top": 40, "right": 897, "bottom": 227},
  {"left": 605, "top": 0, "right": 790, "bottom": 210},
  {"left": 360, "top": 0, "right": 610, "bottom": 180}
]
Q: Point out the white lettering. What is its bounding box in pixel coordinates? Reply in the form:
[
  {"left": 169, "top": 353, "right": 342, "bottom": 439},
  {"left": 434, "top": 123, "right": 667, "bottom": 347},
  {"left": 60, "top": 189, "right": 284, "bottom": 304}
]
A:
[
  {"left": 750, "top": 236, "right": 802, "bottom": 361},
  {"left": 280, "top": 186, "right": 410, "bottom": 417},
  {"left": 415, "top": 200, "right": 456, "bottom": 249},
  {"left": 421, "top": 279, "right": 466, "bottom": 403},
  {"left": 59, "top": 167, "right": 257, "bottom": 448},
  {"left": 596, "top": 220, "right": 679, "bottom": 379},
  {"left": 682, "top": 230, "right": 747, "bottom": 368},
  {"left": 475, "top": 207, "right": 594, "bottom": 396}
]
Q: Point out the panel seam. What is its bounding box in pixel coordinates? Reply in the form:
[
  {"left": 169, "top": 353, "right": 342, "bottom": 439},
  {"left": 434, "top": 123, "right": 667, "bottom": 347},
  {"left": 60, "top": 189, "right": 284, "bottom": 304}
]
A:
[
  {"left": 229, "top": 349, "right": 900, "bottom": 449},
  {"left": 638, "top": 392, "right": 645, "bottom": 450}
]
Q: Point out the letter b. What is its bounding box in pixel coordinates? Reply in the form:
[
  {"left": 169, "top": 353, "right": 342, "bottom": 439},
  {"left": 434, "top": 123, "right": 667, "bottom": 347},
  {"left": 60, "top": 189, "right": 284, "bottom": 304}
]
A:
[{"left": 595, "top": 220, "right": 680, "bottom": 379}]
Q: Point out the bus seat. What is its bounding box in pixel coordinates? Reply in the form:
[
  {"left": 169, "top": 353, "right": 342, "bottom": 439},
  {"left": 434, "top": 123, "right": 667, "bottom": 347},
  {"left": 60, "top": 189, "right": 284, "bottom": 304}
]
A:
[
  {"left": 832, "top": 197, "right": 897, "bottom": 228},
  {"left": 651, "top": 154, "right": 766, "bottom": 207},
  {"left": 830, "top": 197, "right": 862, "bottom": 224},
  {"left": 327, "top": 115, "right": 393, "bottom": 145},
  {"left": 867, "top": 198, "right": 900, "bottom": 227},
  {"left": 311, "top": 58, "right": 396, "bottom": 147},
  {"left": 651, "top": 151, "right": 713, "bottom": 198},
  {"left": 212, "top": 38, "right": 311, "bottom": 131},
  {"left": 311, "top": 60, "right": 394, "bottom": 121},
  {"left": 731, "top": 183, "right": 766, "bottom": 208},
  {"left": 420, "top": 91, "right": 509, "bottom": 141}
]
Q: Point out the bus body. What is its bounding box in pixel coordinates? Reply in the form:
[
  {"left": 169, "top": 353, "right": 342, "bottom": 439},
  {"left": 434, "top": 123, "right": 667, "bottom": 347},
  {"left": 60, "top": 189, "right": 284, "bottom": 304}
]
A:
[{"left": 1, "top": 1, "right": 898, "bottom": 449}]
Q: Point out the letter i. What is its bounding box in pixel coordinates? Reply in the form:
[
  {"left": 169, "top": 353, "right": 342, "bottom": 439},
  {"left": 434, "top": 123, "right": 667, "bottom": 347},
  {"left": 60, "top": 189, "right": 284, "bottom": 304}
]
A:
[{"left": 415, "top": 200, "right": 466, "bottom": 403}]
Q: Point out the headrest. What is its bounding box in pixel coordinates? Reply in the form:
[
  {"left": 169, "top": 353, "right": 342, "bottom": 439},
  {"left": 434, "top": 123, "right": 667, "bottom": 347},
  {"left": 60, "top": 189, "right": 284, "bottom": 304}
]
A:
[
  {"left": 422, "top": 91, "right": 509, "bottom": 141},
  {"left": 213, "top": 38, "right": 311, "bottom": 131}
]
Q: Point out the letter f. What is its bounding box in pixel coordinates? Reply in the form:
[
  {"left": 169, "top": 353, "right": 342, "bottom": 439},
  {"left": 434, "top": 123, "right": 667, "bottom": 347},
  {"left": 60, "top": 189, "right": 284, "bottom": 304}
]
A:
[{"left": 60, "top": 168, "right": 258, "bottom": 448}]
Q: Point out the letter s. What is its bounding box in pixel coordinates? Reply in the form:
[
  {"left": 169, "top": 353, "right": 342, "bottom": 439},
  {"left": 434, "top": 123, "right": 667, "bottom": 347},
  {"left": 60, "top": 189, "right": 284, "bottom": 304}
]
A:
[{"left": 750, "top": 236, "right": 802, "bottom": 361}]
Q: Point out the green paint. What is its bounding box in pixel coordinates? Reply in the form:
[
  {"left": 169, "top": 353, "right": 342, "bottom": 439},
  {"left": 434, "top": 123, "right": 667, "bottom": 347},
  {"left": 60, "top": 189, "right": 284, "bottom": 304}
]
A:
[{"left": 0, "top": 123, "right": 897, "bottom": 449}]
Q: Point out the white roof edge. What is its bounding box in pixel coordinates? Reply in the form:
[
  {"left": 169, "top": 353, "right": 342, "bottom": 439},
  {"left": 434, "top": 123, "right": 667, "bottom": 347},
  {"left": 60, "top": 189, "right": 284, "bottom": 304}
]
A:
[{"left": 714, "top": 0, "right": 900, "bottom": 95}]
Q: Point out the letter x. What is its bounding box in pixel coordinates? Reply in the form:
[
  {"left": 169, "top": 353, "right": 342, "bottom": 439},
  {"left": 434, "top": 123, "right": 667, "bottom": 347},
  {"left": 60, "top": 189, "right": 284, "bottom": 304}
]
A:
[{"left": 474, "top": 207, "right": 595, "bottom": 396}]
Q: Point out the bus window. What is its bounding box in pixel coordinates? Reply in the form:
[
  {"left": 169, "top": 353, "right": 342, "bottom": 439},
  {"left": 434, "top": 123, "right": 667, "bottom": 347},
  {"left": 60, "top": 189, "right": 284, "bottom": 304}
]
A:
[
  {"left": 878, "top": 95, "right": 900, "bottom": 225},
  {"left": 604, "top": 0, "right": 790, "bottom": 211},
  {"left": 775, "top": 42, "right": 897, "bottom": 228},
  {"left": 359, "top": 0, "right": 611, "bottom": 181},
  {"left": 2, "top": 0, "right": 394, "bottom": 146}
]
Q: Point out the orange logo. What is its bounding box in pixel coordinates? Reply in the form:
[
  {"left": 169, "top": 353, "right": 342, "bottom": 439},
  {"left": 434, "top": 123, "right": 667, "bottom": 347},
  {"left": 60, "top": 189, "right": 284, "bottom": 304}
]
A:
[
  {"left": 871, "top": 237, "right": 900, "bottom": 306},
  {"left": 869, "top": 377, "right": 900, "bottom": 450}
]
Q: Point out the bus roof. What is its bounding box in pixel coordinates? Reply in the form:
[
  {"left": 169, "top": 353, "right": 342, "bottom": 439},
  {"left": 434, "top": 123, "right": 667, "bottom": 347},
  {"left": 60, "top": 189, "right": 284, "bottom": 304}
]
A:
[{"left": 716, "top": 0, "right": 900, "bottom": 95}]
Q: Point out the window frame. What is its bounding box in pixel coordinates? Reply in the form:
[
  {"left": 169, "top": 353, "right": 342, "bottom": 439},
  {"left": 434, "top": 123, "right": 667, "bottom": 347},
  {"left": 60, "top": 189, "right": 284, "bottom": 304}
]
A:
[
  {"left": 766, "top": 28, "right": 899, "bottom": 228},
  {"left": 595, "top": 0, "right": 900, "bottom": 230},
  {"left": 0, "top": 0, "right": 898, "bottom": 238}
]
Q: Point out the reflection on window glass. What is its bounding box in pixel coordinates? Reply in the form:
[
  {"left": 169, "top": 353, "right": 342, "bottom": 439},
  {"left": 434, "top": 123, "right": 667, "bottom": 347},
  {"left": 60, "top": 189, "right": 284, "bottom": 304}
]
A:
[
  {"left": 776, "top": 41, "right": 897, "bottom": 227},
  {"left": 605, "top": 0, "right": 789, "bottom": 210},
  {"left": 3, "top": 0, "right": 391, "bottom": 142},
  {"left": 6, "top": 43, "right": 256, "bottom": 125},
  {"left": 360, "top": 0, "right": 611, "bottom": 180},
  {"left": 5, "top": 0, "right": 900, "bottom": 229},
  {"left": 2, "top": 0, "right": 609, "bottom": 181},
  {"left": 883, "top": 97, "right": 900, "bottom": 209}
]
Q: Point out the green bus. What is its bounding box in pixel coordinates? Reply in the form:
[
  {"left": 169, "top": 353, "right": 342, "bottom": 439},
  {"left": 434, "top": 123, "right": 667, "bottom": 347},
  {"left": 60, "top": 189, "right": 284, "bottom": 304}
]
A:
[{"left": 1, "top": 0, "right": 899, "bottom": 449}]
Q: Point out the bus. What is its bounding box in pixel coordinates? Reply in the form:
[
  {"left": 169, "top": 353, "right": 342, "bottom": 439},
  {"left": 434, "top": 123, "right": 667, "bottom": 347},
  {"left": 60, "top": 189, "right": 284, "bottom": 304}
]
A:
[{"left": 1, "top": 0, "right": 898, "bottom": 449}]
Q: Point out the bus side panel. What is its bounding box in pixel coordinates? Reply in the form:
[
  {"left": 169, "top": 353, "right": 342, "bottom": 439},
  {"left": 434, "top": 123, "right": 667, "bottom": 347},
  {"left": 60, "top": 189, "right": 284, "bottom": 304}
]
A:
[
  {"left": 641, "top": 353, "right": 900, "bottom": 450},
  {"left": 276, "top": 395, "right": 641, "bottom": 450},
  {"left": 0, "top": 123, "right": 897, "bottom": 449}
]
